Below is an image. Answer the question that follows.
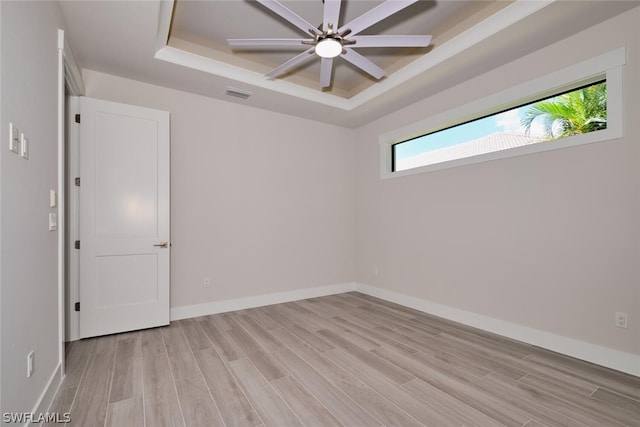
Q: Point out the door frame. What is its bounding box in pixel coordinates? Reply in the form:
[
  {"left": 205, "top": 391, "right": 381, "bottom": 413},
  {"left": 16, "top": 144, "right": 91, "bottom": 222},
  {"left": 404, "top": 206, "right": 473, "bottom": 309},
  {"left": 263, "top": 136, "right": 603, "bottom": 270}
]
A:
[
  {"left": 57, "top": 30, "right": 85, "bottom": 378},
  {"left": 65, "top": 96, "right": 81, "bottom": 343}
]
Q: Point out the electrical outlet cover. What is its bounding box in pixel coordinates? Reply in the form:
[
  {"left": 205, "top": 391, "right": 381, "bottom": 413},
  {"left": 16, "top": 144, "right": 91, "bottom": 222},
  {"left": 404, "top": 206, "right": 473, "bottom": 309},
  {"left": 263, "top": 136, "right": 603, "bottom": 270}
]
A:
[
  {"left": 20, "top": 135, "right": 29, "bottom": 159},
  {"left": 49, "top": 212, "right": 57, "bottom": 231},
  {"left": 615, "top": 312, "right": 628, "bottom": 329},
  {"left": 27, "top": 351, "right": 34, "bottom": 378},
  {"left": 9, "top": 123, "right": 19, "bottom": 153}
]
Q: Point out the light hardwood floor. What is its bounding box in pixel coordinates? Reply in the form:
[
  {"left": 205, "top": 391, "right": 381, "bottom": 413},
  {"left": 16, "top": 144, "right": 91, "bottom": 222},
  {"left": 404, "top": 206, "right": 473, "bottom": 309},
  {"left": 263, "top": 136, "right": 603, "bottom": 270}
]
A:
[{"left": 47, "top": 292, "right": 640, "bottom": 426}]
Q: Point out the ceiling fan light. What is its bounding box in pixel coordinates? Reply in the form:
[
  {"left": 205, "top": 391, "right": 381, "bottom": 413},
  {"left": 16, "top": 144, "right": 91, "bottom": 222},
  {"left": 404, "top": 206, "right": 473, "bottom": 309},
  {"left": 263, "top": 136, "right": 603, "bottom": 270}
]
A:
[{"left": 315, "top": 38, "right": 342, "bottom": 58}]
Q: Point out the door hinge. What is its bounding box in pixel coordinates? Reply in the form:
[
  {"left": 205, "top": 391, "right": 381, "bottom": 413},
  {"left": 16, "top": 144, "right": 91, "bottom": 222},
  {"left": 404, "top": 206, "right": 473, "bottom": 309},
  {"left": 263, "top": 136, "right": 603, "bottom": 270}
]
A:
[
  {"left": 74, "top": 302, "right": 80, "bottom": 312},
  {"left": 74, "top": 240, "right": 80, "bottom": 250},
  {"left": 75, "top": 177, "right": 80, "bottom": 187},
  {"left": 75, "top": 114, "right": 81, "bottom": 124}
]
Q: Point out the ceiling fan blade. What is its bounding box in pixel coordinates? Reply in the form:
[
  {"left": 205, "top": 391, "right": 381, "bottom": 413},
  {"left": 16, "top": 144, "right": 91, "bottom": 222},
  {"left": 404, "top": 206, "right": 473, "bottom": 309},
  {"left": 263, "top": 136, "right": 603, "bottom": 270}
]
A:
[
  {"left": 228, "top": 38, "right": 311, "bottom": 47},
  {"left": 320, "top": 57, "right": 333, "bottom": 88},
  {"left": 341, "top": 48, "right": 385, "bottom": 80},
  {"left": 339, "top": 0, "right": 417, "bottom": 36},
  {"left": 257, "top": 0, "right": 320, "bottom": 36},
  {"left": 266, "top": 47, "right": 316, "bottom": 79},
  {"left": 323, "top": 0, "right": 342, "bottom": 32},
  {"left": 351, "top": 35, "right": 432, "bottom": 48}
]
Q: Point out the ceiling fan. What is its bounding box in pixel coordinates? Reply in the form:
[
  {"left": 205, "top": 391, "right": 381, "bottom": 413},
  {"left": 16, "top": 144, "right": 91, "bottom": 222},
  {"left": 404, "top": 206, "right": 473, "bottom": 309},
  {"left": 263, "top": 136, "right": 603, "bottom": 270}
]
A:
[{"left": 227, "top": 0, "right": 432, "bottom": 88}]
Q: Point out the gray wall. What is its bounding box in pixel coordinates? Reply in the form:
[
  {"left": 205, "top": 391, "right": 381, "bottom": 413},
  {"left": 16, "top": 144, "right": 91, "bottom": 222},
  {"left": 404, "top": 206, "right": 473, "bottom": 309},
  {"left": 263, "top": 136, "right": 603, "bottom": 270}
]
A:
[
  {"left": 355, "top": 7, "right": 640, "bottom": 356},
  {"left": 82, "top": 70, "right": 357, "bottom": 310},
  {"left": 1, "top": 1, "right": 66, "bottom": 414}
]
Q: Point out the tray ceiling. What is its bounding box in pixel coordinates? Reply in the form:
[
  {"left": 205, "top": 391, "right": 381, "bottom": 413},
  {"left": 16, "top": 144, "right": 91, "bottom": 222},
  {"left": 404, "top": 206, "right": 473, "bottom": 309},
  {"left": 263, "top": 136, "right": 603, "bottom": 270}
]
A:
[
  {"left": 168, "top": 0, "right": 503, "bottom": 96},
  {"left": 58, "top": 1, "right": 640, "bottom": 127}
]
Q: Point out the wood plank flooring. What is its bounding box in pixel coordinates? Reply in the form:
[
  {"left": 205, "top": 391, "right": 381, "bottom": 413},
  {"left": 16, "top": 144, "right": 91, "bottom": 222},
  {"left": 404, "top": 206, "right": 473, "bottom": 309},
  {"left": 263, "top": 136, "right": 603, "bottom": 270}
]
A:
[{"left": 47, "top": 292, "right": 640, "bottom": 426}]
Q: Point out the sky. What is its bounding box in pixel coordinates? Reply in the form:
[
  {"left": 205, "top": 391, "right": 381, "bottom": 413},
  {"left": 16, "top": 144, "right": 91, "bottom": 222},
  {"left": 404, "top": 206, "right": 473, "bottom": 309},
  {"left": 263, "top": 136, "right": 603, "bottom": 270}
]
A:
[{"left": 394, "top": 104, "right": 547, "bottom": 160}]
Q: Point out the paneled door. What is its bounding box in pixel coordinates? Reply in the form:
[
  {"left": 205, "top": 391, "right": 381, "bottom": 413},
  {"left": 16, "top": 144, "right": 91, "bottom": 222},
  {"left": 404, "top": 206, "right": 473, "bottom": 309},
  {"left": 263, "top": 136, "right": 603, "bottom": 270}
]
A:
[{"left": 79, "top": 97, "right": 170, "bottom": 338}]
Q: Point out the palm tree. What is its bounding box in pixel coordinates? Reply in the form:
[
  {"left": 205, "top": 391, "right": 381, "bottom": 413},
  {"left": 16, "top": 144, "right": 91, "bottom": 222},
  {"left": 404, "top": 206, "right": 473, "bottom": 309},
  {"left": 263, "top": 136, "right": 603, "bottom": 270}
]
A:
[{"left": 521, "top": 82, "right": 607, "bottom": 139}]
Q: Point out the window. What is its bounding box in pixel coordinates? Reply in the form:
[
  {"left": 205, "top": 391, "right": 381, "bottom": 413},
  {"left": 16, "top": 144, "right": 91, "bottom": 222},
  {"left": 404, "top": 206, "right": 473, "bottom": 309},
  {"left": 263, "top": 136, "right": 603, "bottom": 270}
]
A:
[
  {"left": 393, "top": 81, "right": 606, "bottom": 172},
  {"left": 380, "top": 48, "right": 625, "bottom": 178}
]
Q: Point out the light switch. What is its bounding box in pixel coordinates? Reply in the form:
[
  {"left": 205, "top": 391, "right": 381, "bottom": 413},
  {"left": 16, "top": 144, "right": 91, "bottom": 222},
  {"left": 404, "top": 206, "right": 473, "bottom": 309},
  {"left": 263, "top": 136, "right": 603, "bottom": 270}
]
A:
[
  {"left": 49, "top": 213, "right": 57, "bottom": 231},
  {"left": 20, "top": 135, "right": 29, "bottom": 159},
  {"left": 50, "top": 190, "right": 57, "bottom": 208},
  {"left": 9, "top": 123, "right": 19, "bottom": 154}
]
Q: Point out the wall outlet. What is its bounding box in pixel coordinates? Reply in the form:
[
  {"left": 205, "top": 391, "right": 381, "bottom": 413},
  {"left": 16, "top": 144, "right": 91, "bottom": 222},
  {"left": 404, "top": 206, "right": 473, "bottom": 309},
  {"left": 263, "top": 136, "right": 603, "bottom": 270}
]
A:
[
  {"left": 27, "top": 351, "right": 34, "bottom": 378},
  {"left": 615, "top": 312, "right": 628, "bottom": 329},
  {"left": 203, "top": 277, "right": 211, "bottom": 288}
]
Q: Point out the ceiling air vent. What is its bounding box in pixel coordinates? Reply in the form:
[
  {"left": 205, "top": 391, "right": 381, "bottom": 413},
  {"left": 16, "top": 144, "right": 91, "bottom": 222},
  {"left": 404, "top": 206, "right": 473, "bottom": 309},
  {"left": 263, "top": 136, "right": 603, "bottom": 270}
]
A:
[{"left": 225, "top": 86, "right": 252, "bottom": 100}]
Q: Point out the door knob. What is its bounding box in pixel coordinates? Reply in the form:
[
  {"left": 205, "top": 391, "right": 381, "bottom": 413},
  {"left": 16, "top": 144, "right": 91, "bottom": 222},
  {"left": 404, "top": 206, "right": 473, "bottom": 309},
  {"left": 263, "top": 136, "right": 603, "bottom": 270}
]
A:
[{"left": 153, "top": 242, "right": 168, "bottom": 248}]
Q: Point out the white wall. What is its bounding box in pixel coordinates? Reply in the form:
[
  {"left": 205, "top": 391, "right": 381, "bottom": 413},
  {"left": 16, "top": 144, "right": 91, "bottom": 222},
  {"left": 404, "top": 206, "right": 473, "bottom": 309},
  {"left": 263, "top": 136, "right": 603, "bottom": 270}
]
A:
[
  {"left": 82, "top": 70, "right": 356, "bottom": 310},
  {"left": 1, "top": 1, "right": 65, "bottom": 414},
  {"left": 355, "top": 7, "right": 640, "bottom": 357}
]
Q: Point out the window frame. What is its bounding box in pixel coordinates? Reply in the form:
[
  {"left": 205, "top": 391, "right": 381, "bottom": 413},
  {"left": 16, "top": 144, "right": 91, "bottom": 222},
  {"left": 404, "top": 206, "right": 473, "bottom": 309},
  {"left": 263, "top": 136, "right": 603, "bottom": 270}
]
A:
[{"left": 379, "top": 48, "right": 625, "bottom": 179}]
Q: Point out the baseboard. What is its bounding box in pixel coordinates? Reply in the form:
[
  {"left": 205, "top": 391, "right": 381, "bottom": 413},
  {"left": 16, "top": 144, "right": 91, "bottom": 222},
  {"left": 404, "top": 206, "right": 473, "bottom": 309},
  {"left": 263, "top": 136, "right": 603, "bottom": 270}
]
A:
[
  {"left": 80, "top": 278, "right": 640, "bottom": 376},
  {"left": 170, "top": 282, "right": 357, "bottom": 321},
  {"left": 28, "top": 362, "right": 63, "bottom": 426},
  {"left": 355, "top": 283, "right": 640, "bottom": 377}
]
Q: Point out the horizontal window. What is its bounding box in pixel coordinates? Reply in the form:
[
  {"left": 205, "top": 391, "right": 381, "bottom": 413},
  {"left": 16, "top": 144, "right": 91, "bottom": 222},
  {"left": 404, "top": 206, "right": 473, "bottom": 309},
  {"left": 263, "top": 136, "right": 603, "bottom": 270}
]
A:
[
  {"left": 380, "top": 48, "right": 625, "bottom": 178},
  {"left": 393, "top": 81, "right": 606, "bottom": 172}
]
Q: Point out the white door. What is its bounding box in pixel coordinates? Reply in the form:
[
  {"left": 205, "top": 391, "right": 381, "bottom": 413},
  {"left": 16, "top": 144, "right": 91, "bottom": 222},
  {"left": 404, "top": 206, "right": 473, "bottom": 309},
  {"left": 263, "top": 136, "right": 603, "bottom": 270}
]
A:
[{"left": 79, "top": 97, "right": 170, "bottom": 338}]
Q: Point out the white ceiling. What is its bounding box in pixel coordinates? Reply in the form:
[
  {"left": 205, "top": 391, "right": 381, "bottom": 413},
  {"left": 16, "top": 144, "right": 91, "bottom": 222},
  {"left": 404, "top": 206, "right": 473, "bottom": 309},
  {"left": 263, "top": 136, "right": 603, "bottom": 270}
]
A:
[{"left": 59, "top": 0, "right": 639, "bottom": 128}]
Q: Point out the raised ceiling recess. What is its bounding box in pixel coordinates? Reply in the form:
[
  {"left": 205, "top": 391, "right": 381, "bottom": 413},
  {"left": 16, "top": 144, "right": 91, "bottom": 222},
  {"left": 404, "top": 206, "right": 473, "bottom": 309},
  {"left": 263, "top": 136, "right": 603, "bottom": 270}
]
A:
[
  {"left": 226, "top": 0, "right": 433, "bottom": 89},
  {"left": 52, "top": 0, "right": 633, "bottom": 124},
  {"left": 162, "top": 0, "right": 520, "bottom": 101}
]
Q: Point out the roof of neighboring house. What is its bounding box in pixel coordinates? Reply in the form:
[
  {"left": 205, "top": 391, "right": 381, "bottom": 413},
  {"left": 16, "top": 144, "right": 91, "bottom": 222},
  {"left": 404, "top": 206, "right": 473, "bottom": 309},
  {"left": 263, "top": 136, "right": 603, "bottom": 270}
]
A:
[{"left": 396, "top": 132, "right": 545, "bottom": 171}]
